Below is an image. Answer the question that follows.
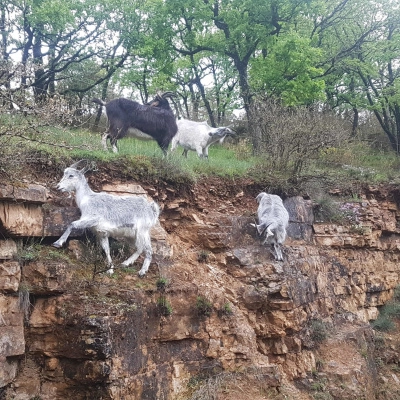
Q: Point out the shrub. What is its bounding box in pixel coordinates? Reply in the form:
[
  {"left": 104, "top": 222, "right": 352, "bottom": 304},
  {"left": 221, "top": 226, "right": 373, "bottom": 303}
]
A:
[
  {"left": 196, "top": 296, "right": 213, "bottom": 317},
  {"left": 382, "top": 301, "right": 400, "bottom": 319},
  {"left": 393, "top": 285, "right": 400, "bottom": 302},
  {"left": 17, "top": 240, "right": 43, "bottom": 262},
  {"left": 249, "top": 98, "right": 351, "bottom": 177},
  {"left": 313, "top": 196, "right": 345, "bottom": 223},
  {"left": 157, "top": 296, "right": 173, "bottom": 316},
  {"left": 197, "top": 250, "right": 210, "bottom": 263},
  {"left": 372, "top": 315, "right": 395, "bottom": 332},
  {"left": 156, "top": 277, "right": 168, "bottom": 292},
  {"left": 219, "top": 302, "right": 233, "bottom": 317},
  {"left": 371, "top": 294, "right": 400, "bottom": 332},
  {"left": 310, "top": 319, "right": 328, "bottom": 343}
]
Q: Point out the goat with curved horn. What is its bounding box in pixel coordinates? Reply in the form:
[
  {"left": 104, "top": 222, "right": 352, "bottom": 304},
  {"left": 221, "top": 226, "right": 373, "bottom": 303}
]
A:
[{"left": 92, "top": 91, "right": 178, "bottom": 154}]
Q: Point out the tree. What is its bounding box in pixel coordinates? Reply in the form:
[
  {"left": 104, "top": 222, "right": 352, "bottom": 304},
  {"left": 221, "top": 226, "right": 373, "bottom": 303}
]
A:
[
  {"left": 250, "top": 33, "right": 325, "bottom": 106},
  {"left": 313, "top": 0, "right": 400, "bottom": 152}
]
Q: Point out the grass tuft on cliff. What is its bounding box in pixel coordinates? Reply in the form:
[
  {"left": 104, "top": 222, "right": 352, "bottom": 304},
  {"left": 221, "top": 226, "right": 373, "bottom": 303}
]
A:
[{"left": 372, "top": 286, "right": 400, "bottom": 332}]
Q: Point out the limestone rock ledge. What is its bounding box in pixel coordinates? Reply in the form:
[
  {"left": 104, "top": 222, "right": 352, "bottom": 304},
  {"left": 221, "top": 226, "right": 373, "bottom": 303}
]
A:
[{"left": 0, "top": 182, "right": 400, "bottom": 399}]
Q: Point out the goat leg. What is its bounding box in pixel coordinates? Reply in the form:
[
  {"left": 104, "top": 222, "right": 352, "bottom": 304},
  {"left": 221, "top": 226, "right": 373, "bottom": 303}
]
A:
[
  {"left": 101, "top": 132, "right": 109, "bottom": 151},
  {"left": 52, "top": 225, "right": 73, "bottom": 248},
  {"left": 98, "top": 235, "right": 114, "bottom": 275},
  {"left": 121, "top": 234, "right": 153, "bottom": 277},
  {"left": 52, "top": 218, "right": 98, "bottom": 248},
  {"left": 274, "top": 243, "right": 284, "bottom": 261}
]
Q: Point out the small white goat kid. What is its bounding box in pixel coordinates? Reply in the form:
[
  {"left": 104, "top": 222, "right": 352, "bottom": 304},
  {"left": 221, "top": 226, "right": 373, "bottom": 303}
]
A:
[
  {"left": 171, "top": 118, "right": 235, "bottom": 158},
  {"left": 52, "top": 161, "right": 160, "bottom": 276},
  {"left": 251, "top": 192, "right": 289, "bottom": 261}
]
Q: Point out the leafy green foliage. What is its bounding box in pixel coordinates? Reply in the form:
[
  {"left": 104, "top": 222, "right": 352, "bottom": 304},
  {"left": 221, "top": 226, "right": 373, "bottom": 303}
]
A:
[{"left": 250, "top": 33, "right": 325, "bottom": 105}]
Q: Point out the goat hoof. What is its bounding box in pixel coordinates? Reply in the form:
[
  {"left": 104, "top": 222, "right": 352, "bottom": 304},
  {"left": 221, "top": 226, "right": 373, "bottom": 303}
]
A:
[
  {"left": 106, "top": 268, "right": 114, "bottom": 275},
  {"left": 52, "top": 242, "right": 62, "bottom": 248}
]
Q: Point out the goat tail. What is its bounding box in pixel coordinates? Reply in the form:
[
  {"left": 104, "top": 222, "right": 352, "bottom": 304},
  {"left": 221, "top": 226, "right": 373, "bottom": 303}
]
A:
[
  {"left": 151, "top": 201, "right": 161, "bottom": 224},
  {"left": 92, "top": 98, "right": 106, "bottom": 107}
]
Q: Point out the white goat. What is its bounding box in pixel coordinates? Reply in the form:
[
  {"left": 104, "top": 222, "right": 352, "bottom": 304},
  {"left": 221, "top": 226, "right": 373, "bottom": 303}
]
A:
[
  {"left": 170, "top": 118, "right": 235, "bottom": 158},
  {"left": 52, "top": 161, "right": 160, "bottom": 276},
  {"left": 251, "top": 192, "right": 289, "bottom": 261}
]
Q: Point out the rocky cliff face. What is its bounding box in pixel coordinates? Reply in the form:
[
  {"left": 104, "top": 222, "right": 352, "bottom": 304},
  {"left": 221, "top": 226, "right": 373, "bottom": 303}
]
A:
[{"left": 0, "top": 176, "right": 399, "bottom": 400}]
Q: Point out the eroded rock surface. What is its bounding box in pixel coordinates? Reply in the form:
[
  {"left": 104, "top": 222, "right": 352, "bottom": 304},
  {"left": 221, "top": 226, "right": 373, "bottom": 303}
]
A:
[{"left": 0, "top": 180, "right": 399, "bottom": 399}]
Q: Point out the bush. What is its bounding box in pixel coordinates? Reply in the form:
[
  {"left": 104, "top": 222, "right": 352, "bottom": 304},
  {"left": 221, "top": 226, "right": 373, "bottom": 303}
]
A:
[
  {"left": 371, "top": 291, "right": 400, "bottom": 332},
  {"left": 371, "top": 315, "right": 395, "bottom": 332},
  {"left": 249, "top": 98, "right": 351, "bottom": 177},
  {"left": 156, "top": 277, "right": 168, "bottom": 292},
  {"left": 197, "top": 250, "right": 210, "bottom": 263},
  {"left": 313, "top": 196, "right": 345, "bottom": 223},
  {"left": 157, "top": 296, "right": 173, "bottom": 316},
  {"left": 310, "top": 319, "right": 328, "bottom": 343},
  {"left": 219, "top": 302, "right": 233, "bottom": 317},
  {"left": 196, "top": 296, "right": 213, "bottom": 317},
  {"left": 382, "top": 301, "right": 400, "bottom": 319},
  {"left": 393, "top": 285, "right": 400, "bottom": 302}
]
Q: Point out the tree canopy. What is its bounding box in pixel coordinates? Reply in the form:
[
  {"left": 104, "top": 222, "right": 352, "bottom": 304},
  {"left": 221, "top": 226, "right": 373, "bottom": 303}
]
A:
[{"left": 1, "top": 0, "right": 400, "bottom": 153}]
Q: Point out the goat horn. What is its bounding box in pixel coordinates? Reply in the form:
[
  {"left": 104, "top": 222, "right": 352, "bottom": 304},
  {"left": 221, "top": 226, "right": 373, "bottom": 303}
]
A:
[
  {"left": 161, "top": 91, "right": 177, "bottom": 99},
  {"left": 70, "top": 159, "right": 93, "bottom": 174},
  {"left": 70, "top": 159, "right": 87, "bottom": 169}
]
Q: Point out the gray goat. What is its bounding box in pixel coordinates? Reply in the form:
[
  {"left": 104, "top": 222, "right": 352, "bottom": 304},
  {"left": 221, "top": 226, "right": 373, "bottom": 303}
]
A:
[
  {"left": 251, "top": 192, "right": 289, "bottom": 261},
  {"left": 171, "top": 118, "right": 235, "bottom": 158},
  {"left": 52, "top": 161, "right": 160, "bottom": 276}
]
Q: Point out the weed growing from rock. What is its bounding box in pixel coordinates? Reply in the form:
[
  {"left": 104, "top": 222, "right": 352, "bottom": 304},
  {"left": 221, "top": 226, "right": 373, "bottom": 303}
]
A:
[
  {"left": 18, "top": 281, "right": 32, "bottom": 324},
  {"left": 310, "top": 319, "right": 328, "bottom": 343},
  {"left": 17, "top": 239, "right": 43, "bottom": 263},
  {"left": 157, "top": 296, "right": 173, "bottom": 316},
  {"left": 197, "top": 250, "right": 210, "bottom": 263},
  {"left": 196, "top": 296, "right": 213, "bottom": 317},
  {"left": 218, "top": 302, "right": 233, "bottom": 317},
  {"left": 393, "top": 285, "right": 400, "bottom": 302},
  {"left": 156, "top": 277, "right": 168, "bottom": 292},
  {"left": 371, "top": 315, "right": 395, "bottom": 332},
  {"left": 372, "top": 293, "right": 400, "bottom": 332}
]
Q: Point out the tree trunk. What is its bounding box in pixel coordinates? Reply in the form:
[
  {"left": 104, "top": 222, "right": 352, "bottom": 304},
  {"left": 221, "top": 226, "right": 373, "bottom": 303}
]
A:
[
  {"left": 94, "top": 80, "right": 109, "bottom": 130},
  {"left": 32, "top": 28, "right": 47, "bottom": 103}
]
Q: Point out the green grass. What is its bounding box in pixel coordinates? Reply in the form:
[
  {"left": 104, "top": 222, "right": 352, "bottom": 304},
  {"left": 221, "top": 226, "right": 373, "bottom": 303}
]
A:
[{"left": 3, "top": 120, "right": 400, "bottom": 188}]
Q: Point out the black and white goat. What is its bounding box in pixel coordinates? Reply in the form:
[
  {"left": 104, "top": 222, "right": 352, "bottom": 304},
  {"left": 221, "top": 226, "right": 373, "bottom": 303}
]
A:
[
  {"left": 92, "top": 92, "right": 178, "bottom": 155},
  {"left": 251, "top": 192, "right": 289, "bottom": 261},
  {"left": 170, "top": 118, "right": 235, "bottom": 158},
  {"left": 52, "top": 161, "right": 160, "bottom": 276}
]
